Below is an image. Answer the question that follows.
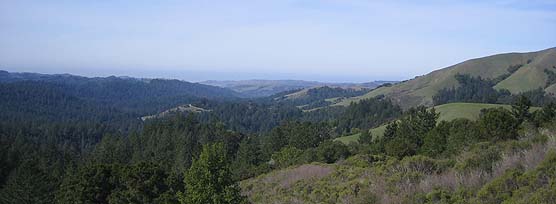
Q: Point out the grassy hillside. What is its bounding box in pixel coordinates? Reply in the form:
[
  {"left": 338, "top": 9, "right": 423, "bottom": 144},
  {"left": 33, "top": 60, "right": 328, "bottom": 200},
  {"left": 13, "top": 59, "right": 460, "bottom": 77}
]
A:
[
  {"left": 334, "top": 102, "right": 540, "bottom": 144},
  {"left": 334, "top": 48, "right": 556, "bottom": 109},
  {"left": 334, "top": 125, "right": 387, "bottom": 144},
  {"left": 140, "top": 104, "right": 210, "bottom": 121}
]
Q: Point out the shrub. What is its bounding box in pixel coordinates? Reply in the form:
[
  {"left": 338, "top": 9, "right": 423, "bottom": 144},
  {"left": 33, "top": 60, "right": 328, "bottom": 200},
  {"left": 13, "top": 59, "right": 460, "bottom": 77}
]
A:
[
  {"left": 271, "top": 146, "right": 305, "bottom": 169},
  {"left": 477, "top": 108, "right": 519, "bottom": 141},
  {"left": 454, "top": 143, "right": 502, "bottom": 173},
  {"left": 400, "top": 155, "right": 440, "bottom": 174},
  {"left": 476, "top": 169, "right": 523, "bottom": 203},
  {"left": 316, "top": 140, "right": 351, "bottom": 164},
  {"left": 385, "top": 136, "right": 417, "bottom": 159}
]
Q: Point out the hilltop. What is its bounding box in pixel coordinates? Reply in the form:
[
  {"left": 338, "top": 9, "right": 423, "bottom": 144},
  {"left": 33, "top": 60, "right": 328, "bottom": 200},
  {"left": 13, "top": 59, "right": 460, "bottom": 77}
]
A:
[
  {"left": 334, "top": 47, "right": 556, "bottom": 109},
  {"left": 201, "top": 79, "right": 395, "bottom": 97}
]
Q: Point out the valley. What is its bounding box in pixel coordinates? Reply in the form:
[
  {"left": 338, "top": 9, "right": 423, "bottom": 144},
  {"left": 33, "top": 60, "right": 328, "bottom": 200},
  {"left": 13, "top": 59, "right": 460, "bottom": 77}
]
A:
[{"left": 2, "top": 48, "right": 556, "bottom": 204}]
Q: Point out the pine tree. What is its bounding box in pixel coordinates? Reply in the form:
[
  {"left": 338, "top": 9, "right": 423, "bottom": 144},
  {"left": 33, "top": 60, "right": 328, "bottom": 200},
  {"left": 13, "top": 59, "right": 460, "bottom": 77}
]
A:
[
  {"left": 179, "top": 143, "right": 246, "bottom": 204},
  {"left": 0, "top": 161, "right": 57, "bottom": 204}
]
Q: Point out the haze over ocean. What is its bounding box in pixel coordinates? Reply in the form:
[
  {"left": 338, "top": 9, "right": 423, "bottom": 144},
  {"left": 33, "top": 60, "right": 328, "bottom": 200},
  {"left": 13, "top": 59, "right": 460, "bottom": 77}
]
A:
[{"left": 1, "top": 0, "right": 555, "bottom": 82}]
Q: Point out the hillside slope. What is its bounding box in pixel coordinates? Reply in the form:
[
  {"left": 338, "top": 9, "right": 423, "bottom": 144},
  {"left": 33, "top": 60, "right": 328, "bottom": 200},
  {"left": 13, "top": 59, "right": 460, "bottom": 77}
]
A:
[
  {"left": 336, "top": 48, "right": 556, "bottom": 108},
  {"left": 201, "top": 79, "right": 393, "bottom": 97},
  {"left": 243, "top": 129, "right": 556, "bottom": 204}
]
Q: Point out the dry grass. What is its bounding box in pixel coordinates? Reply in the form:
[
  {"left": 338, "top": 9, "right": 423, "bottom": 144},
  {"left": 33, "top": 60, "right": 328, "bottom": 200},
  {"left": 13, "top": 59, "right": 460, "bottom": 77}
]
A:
[
  {"left": 388, "top": 134, "right": 556, "bottom": 202},
  {"left": 242, "top": 164, "right": 334, "bottom": 201},
  {"left": 372, "top": 132, "right": 556, "bottom": 203},
  {"left": 277, "top": 164, "right": 333, "bottom": 188}
]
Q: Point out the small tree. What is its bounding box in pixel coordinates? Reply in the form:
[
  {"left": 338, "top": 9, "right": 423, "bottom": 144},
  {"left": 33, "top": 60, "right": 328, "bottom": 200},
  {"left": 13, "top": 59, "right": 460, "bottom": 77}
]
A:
[
  {"left": 179, "top": 143, "right": 246, "bottom": 204},
  {"left": 478, "top": 108, "right": 519, "bottom": 141},
  {"left": 537, "top": 102, "right": 556, "bottom": 123},
  {"left": 316, "top": 140, "right": 350, "bottom": 163},
  {"left": 358, "top": 130, "right": 373, "bottom": 145},
  {"left": 271, "top": 146, "right": 304, "bottom": 169},
  {"left": 512, "top": 95, "right": 532, "bottom": 124},
  {"left": 383, "top": 121, "right": 398, "bottom": 141},
  {"left": 420, "top": 121, "right": 449, "bottom": 157}
]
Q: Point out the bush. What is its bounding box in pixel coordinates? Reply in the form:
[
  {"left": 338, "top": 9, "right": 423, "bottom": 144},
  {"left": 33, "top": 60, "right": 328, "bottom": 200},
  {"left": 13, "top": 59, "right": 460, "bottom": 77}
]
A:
[
  {"left": 476, "top": 169, "right": 523, "bottom": 203},
  {"left": 400, "top": 155, "right": 441, "bottom": 174},
  {"left": 316, "top": 140, "right": 351, "bottom": 164},
  {"left": 477, "top": 108, "right": 519, "bottom": 141},
  {"left": 385, "top": 136, "right": 418, "bottom": 159},
  {"left": 454, "top": 143, "right": 502, "bottom": 173},
  {"left": 271, "top": 146, "right": 305, "bottom": 169}
]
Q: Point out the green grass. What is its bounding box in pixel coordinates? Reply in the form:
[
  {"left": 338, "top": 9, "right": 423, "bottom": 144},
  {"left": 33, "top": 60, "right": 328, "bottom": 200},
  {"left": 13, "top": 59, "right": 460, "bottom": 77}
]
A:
[
  {"left": 435, "top": 102, "right": 540, "bottom": 121},
  {"left": 494, "top": 65, "right": 547, "bottom": 93},
  {"left": 435, "top": 103, "right": 510, "bottom": 121},
  {"left": 334, "top": 124, "right": 387, "bottom": 144},
  {"left": 335, "top": 102, "right": 540, "bottom": 144}
]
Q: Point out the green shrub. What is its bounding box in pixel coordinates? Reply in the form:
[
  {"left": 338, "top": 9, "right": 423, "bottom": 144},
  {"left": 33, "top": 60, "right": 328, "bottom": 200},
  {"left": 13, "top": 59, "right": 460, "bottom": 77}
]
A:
[
  {"left": 477, "top": 108, "right": 519, "bottom": 141},
  {"left": 400, "top": 155, "right": 441, "bottom": 174},
  {"left": 316, "top": 141, "right": 351, "bottom": 164},
  {"left": 385, "top": 136, "right": 418, "bottom": 159},
  {"left": 476, "top": 169, "right": 523, "bottom": 204},
  {"left": 271, "top": 146, "right": 305, "bottom": 169},
  {"left": 454, "top": 143, "right": 501, "bottom": 173},
  {"left": 476, "top": 151, "right": 556, "bottom": 203}
]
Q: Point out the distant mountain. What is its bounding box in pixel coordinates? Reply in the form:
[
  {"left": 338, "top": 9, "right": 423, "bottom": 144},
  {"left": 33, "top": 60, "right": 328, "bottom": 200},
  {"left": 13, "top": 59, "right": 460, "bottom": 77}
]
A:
[
  {"left": 0, "top": 70, "right": 241, "bottom": 121},
  {"left": 0, "top": 70, "right": 240, "bottom": 99},
  {"left": 335, "top": 47, "right": 556, "bottom": 108},
  {"left": 200, "top": 79, "right": 394, "bottom": 97}
]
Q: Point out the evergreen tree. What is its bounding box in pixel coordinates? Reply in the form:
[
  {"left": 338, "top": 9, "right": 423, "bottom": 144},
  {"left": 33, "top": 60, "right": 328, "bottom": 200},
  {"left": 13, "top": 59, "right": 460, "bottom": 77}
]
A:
[
  {"left": 0, "top": 161, "right": 57, "bottom": 204},
  {"left": 478, "top": 108, "right": 519, "bottom": 141},
  {"left": 109, "top": 162, "right": 174, "bottom": 204},
  {"left": 316, "top": 140, "right": 350, "bottom": 163},
  {"left": 232, "top": 137, "right": 267, "bottom": 180},
  {"left": 536, "top": 102, "right": 556, "bottom": 123},
  {"left": 179, "top": 143, "right": 246, "bottom": 204},
  {"left": 383, "top": 121, "right": 398, "bottom": 141},
  {"left": 358, "top": 130, "right": 373, "bottom": 145},
  {"left": 56, "top": 164, "right": 119, "bottom": 204},
  {"left": 512, "top": 95, "right": 532, "bottom": 124}
]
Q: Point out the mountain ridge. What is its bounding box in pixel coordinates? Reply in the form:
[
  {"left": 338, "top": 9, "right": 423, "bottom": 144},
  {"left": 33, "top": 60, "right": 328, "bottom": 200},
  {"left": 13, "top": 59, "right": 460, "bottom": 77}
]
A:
[
  {"left": 334, "top": 47, "right": 556, "bottom": 108},
  {"left": 201, "top": 79, "right": 396, "bottom": 97}
]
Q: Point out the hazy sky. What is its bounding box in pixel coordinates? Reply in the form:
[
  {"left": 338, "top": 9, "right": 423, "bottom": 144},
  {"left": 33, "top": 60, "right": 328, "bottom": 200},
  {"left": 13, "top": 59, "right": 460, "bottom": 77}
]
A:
[{"left": 1, "top": 0, "right": 555, "bottom": 82}]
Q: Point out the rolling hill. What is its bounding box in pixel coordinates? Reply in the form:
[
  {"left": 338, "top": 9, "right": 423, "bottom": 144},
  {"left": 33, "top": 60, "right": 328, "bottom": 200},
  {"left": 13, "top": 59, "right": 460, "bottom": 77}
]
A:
[
  {"left": 334, "top": 47, "right": 556, "bottom": 109},
  {"left": 201, "top": 79, "right": 395, "bottom": 98}
]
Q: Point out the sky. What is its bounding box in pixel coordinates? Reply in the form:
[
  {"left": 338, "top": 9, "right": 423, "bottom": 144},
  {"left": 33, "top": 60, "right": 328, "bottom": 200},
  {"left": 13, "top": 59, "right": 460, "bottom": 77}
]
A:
[{"left": 1, "top": 0, "right": 555, "bottom": 82}]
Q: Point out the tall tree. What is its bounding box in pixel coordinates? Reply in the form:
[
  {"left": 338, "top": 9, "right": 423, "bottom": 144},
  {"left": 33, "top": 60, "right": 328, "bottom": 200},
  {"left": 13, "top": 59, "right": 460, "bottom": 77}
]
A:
[
  {"left": 0, "top": 161, "right": 57, "bottom": 204},
  {"left": 179, "top": 143, "right": 246, "bottom": 204}
]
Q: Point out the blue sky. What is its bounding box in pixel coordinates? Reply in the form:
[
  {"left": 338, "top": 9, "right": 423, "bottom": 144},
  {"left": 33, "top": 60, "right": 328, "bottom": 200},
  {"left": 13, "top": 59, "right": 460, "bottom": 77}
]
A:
[{"left": 1, "top": 0, "right": 555, "bottom": 82}]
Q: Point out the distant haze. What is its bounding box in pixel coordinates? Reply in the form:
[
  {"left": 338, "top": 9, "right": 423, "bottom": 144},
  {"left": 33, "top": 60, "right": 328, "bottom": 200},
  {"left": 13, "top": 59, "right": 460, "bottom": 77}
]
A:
[{"left": 1, "top": 0, "right": 555, "bottom": 82}]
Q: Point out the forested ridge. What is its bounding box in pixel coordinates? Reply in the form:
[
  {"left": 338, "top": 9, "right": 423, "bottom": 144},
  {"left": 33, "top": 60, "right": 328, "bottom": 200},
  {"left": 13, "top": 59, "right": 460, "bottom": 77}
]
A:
[{"left": 2, "top": 70, "right": 556, "bottom": 204}]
